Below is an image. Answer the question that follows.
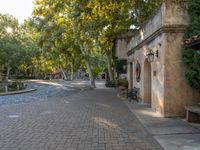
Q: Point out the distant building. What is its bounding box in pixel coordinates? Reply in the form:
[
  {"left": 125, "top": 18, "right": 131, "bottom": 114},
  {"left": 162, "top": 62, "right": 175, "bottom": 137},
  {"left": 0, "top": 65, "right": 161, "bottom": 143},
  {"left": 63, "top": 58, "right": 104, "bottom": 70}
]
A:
[{"left": 48, "top": 70, "right": 62, "bottom": 79}]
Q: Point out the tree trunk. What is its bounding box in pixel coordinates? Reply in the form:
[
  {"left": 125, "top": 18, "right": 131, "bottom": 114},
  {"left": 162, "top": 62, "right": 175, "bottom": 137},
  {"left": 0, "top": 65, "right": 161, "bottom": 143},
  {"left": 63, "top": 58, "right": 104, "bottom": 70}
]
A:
[
  {"left": 6, "top": 66, "right": 10, "bottom": 81},
  {"left": 37, "top": 60, "right": 41, "bottom": 79},
  {"left": 106, "top": 51, "right": 113, "bottom": 81},
  {"left": 60, "top": 68, "right": 67, "bottom": 80},
  {"left": 70, "top": 62, "right": 73, "bottom": 80},
  {"left": 72, "top": 20, "right": 95, "bottom": 87},
  {"left": 44, "top": 64, "right": 47, "bottom": 80},
  {"left": 79, "top": 45, "right": 96, "bottom": 88},
  {"left": 43, "top": 54, "right": 47, "bottom": 79},
  {"left": 85, "top": 59, "right": 96, "bottom": 88}
]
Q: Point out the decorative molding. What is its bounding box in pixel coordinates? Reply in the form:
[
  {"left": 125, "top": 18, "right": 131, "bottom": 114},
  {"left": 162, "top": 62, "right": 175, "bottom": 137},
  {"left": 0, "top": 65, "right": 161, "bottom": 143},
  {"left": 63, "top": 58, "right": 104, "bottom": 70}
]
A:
[{"left": 127, "top": 25, "right": 187, "bottom": 56}]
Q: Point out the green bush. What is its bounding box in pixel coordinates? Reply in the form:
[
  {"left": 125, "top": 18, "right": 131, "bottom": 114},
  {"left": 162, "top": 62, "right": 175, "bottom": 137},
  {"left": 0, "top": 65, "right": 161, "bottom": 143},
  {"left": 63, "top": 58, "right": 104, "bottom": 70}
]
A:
[
  {"left": 105, "top": 80, "right": 116, "bottom": 87},
  {"left": 0, "top": 81, "right": 27, "bottom": 93},
  {"left": 182, "top": 0, "right": 200, "bottom": 91},
  {"left": 115, "top": 59, "right": 127, "bottom": 74},
  {"left": 116, "top": 79, "right": 128, "bottom": 88},
  {"left": 0, "top": 86, "right": 5, "bottom": 93},
  {"left": 8, "top": 81, "right": 26, "bottom": 91}
]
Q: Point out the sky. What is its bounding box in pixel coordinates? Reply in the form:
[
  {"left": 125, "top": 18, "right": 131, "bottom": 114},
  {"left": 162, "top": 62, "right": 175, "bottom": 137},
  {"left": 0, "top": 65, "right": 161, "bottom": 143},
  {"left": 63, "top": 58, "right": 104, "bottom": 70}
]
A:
[{"left": 0, "top": 0, "right": 34, "bottom": 24}]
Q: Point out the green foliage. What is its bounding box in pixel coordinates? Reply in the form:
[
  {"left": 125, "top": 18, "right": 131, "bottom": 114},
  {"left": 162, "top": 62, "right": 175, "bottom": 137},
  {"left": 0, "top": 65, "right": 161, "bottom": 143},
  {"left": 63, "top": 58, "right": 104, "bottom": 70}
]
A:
[
  {"left": 105, "top": 80, "right": 116, "bottom": 88},
  {"left": 0, "top": 1, "right": 162, "bottom": 82},
  {"left": 90, "top": 53, "right": 106, "bottom": 77},
  {"left": 0, "top": 14, "right": 42, "bottom": 79},
  {"left": 32, "top": 0, "right": 161, "bottom": 84},
  {"left": 131, "top": 0, "right": 162, "bottom": 25},
  {"left": 0, "top": 14, "right": 24, "bottom": 68},
  {"left": 0, "top": 81, "right": 26, "bottom": 93},
  {"left": 116, "top": 59, "right": 127, "bottom": 74},
  {"left": 116, "top": 79, "right": 128, "bottom": 88},
  {"left": 8, "top": 81, "right": 26, "bottom": 90},
  {"left": 182, "top": 0, "right": 200, "bottom": 91}
]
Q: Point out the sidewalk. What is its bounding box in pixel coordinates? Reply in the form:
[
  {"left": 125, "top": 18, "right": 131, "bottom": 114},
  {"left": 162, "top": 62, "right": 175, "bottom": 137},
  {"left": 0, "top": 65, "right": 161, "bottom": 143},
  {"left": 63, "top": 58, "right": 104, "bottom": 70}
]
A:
[{"left": 123, "top": 99, "right": 200, "bottom": 150}]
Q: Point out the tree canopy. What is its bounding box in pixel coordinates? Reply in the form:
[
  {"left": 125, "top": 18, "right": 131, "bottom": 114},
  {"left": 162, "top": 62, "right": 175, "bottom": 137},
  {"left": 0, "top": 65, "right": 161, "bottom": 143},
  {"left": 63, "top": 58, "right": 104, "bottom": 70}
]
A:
[
  {"left": 0, "top": 0, "right": 162, "bottom": 83},
  {"left": 32, "top": 0, "right": 161, "bottom": 86}
]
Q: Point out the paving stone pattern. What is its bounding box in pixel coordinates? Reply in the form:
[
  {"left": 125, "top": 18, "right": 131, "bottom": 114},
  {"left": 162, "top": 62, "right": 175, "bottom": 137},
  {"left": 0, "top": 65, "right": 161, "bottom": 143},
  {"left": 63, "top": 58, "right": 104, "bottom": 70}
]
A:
[
  {"left": 0, "top": 82, "right": 79, "bottom": 105},
  {"left": 0, "top": 82, "right": 163, "bottom": 150}
]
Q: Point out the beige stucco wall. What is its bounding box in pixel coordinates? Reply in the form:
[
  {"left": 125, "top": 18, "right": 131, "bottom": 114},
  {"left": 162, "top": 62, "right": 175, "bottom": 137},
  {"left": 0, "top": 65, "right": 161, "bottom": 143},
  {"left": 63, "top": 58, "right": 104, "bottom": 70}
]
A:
[
  {"left": 162, "top": 0, "right": 189, "bottom": 26},
  {"left": 161, "top": 0, "right": 199, "bottom": 117},
  {"left": 129, "top": 35, "right": 165, "bottom": 115},
  {"left": 127, "top": 3, "right": 165, "bottom": 115},
  {"left": 163, "top": 33, "right": 200, "bottom": 117},
  {"left": 115, "top": 39, "right": 127, "bottom": 59},
  {"left": 127, "top": 7, "right": 162, "bottom": 51}
]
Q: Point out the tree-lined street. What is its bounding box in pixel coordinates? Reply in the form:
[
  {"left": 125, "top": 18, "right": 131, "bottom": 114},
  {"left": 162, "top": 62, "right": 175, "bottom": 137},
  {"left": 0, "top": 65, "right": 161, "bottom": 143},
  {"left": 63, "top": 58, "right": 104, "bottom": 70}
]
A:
[{"left": 0, "top": 0, "right": 200, "bottom": 150}]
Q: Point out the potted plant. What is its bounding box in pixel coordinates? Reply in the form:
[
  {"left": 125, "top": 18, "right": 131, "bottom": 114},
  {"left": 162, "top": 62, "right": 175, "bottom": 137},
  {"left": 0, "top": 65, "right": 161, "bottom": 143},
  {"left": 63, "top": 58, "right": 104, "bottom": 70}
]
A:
[{"left": 116, "top": 78, "right": 128, "bottom": 89}]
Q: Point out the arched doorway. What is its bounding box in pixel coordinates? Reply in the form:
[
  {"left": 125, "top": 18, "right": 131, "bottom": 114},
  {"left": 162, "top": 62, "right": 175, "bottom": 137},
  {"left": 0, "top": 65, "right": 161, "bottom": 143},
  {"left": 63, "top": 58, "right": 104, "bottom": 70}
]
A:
[
  {"left": 129, "top": 62, "right": 133, "bottom": 89},
  {"left": 143, "top": 59, "right": 151, "bottom": 104}
]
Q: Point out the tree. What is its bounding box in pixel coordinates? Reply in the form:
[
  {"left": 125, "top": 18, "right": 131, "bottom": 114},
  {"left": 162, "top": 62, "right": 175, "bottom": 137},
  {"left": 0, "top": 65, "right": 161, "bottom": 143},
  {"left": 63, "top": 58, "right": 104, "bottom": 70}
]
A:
[
  {"left": 21, "top": 17, "right": 43, "bottom": 79},
  {"left": 32, "top": 0, "right": 162, "bottom": 86},
  {"left": 32, "top": 0, "right": 97, "bottom": 87},
  {"left": 86, "top": 0, "right": 162, "bottom": 81},
  {"left": 0, "top": 14, "right": 25, "bottom": 80}
]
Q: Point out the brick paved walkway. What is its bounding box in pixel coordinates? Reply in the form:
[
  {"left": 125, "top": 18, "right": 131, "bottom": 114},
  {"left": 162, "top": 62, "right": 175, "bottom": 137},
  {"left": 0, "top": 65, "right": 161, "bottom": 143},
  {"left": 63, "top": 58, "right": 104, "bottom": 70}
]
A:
[{"left": 0, "top": 83, "right": 163, "bottom": 150}]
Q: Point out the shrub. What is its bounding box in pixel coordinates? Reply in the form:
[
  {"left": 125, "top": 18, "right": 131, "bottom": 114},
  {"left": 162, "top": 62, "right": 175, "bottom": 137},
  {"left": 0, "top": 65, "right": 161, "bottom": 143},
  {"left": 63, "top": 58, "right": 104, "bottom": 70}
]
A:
[
  {"left": 116, "top": 79, "right": 128, "bottom": 88},
  {"left": 8, "top": 81, "right": 26, "bottom": 91},
  {"left": 105, "top": 80, "right": 116, "bottom": 87},
  {"left": 0, "top": 81, "right": 27, "bottom": 93},
  {"left": 182, "top": 0, "right": 200, "bottom": 91}
]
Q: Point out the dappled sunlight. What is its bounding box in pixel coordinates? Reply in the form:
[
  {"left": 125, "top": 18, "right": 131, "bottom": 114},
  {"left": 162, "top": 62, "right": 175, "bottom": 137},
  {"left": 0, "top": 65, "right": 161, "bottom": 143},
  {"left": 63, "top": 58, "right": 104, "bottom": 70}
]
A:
[
  {"left": 143, "top": 46, "right": 148, "bottom": 56},
  {"left": 38, "top": 81, "right": 63, "bottom": 87},
  {"left": 29, "top": 80, "right": 65, "bottom": 87},
  {"left": 137, "top": 109, "right": 163, "bottom": 118},
  {"left": 96, "top": 103, "right": 110, "bottom": 108},
  {"left": 55, "top": 86, "right": 73, "bottom": 90},
  {"left": 93, "top": 117, "right": 121, "bottom": 130},
  {"left": 155, "top": 90, "right": 164, "bottom": 114},
  {"left": 70, "top": 81, "right": 90, "bottom": 85},
  {"left": 8, "top": 115, "right": 20, "bottom": 118},
  {"left": 152, "top": 70, "right": 164, "bottom": 114},
  {"left": 140, "top": 29, "right": 144, "bottom": 40}
]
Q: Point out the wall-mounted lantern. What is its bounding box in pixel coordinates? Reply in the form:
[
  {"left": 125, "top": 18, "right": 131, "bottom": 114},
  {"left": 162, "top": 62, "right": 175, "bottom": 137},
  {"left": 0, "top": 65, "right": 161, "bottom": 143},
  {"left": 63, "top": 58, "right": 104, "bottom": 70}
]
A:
[
  {"left": 146, "top": 49, "right": 159, "bottom": 63},
  {"left": 185, "top": 34, "right": 200, "bottom": 54}
]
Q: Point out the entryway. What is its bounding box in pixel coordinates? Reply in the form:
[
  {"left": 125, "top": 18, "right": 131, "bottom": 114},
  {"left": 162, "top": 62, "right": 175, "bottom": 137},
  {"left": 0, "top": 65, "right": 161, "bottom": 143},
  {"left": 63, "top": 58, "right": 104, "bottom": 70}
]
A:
[
  {"left": 143, "top": 59, "right": 151, "bottom": 104},
  {"left": 129, "top": 62, "right": 133, "bottom": 89}
]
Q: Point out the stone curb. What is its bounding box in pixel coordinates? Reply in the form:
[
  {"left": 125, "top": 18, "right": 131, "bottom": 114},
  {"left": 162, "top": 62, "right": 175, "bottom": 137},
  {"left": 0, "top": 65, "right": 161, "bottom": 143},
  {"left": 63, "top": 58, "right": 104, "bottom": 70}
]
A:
[{"left": 0, "top": 89, "right": 37, "bottom": 96}]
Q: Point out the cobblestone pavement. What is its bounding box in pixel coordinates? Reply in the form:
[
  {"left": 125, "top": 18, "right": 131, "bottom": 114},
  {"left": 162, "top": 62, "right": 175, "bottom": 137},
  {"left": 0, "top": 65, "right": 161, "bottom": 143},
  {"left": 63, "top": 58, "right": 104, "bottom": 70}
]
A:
[
  {"left": 0, "top": 80, "right": 163, "bottom": 150},
  {"left": 0, "top": 80, "right": 79, "bottom": 105}
]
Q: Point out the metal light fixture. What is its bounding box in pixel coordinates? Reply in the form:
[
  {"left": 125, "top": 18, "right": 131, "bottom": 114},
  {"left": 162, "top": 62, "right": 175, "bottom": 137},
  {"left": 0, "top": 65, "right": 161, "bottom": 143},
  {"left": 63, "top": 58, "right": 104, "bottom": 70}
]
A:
[{"left": 146, "top": 49, "right": 159, "bottom": 63}]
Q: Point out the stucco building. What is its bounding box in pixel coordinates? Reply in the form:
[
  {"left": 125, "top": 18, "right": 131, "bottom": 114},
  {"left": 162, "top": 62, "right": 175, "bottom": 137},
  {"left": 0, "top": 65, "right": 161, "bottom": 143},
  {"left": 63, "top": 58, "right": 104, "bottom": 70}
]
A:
[{"left": 115, "top": 1, "right": 200, "bottom": 117}]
